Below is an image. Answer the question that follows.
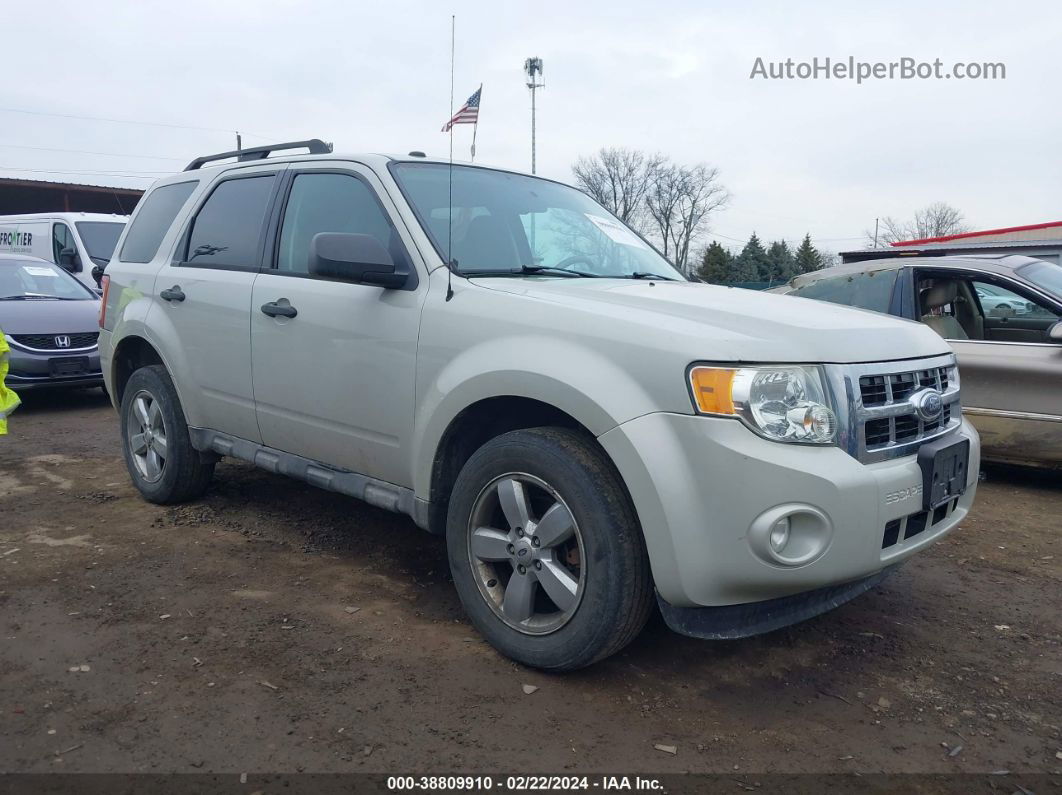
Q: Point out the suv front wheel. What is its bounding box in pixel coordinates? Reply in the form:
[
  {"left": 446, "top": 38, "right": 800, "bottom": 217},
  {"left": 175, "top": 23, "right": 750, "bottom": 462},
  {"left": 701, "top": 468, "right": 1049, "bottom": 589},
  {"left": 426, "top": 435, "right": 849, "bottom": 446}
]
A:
[
  {"left": 120, "top": 365, "right": 214, "bottom": 504},
  {"left": 446, "top": 427, "right": 653, "bottom": 670}
]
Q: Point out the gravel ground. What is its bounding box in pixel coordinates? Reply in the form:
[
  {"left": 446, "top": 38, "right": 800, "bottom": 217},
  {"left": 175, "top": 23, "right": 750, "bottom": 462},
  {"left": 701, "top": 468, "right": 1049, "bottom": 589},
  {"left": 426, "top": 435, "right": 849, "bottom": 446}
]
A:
[{"left": 1, "top": 389, "right": 1060, "bottom": 783}]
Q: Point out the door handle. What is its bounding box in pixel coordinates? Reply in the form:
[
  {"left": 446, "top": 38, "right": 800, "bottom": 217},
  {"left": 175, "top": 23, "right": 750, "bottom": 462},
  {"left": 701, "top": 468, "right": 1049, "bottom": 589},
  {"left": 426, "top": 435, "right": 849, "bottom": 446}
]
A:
[
  {"left": 160, "top": 285, "right": 185, "bottom": 302},
  {"left": 261, "top": 299, "right": 297, "bottom": 319}
]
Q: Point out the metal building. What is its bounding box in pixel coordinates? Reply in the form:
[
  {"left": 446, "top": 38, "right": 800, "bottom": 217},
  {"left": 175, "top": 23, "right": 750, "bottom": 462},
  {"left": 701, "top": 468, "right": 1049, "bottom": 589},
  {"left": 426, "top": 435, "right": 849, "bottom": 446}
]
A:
[
  {"left": 842, "top": 221, "right": 1062, "bottom": 265},
  {"left": 0, "top": 177, "right": 142, "bottom": 215}
]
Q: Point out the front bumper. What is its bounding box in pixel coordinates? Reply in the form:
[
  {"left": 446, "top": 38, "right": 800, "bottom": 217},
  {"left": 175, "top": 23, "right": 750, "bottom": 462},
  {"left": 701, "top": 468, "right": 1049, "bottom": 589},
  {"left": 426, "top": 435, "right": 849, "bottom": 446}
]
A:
[
  {"left": 4, "top": 343, "right": 103, "bottom": 391},
  {"left": 597, "top": 412, "right": 980, "bottom": 608}
]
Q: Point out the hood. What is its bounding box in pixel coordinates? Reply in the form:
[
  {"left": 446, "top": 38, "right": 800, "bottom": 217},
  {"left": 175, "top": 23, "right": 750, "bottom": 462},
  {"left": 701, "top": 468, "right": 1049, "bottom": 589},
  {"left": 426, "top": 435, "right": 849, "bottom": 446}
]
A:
[
  {"left": 469, "top": 277, "right": 950, "bottom": 364},
  {"left": 0, "top": 298, "right": 100, "bottom": 336}
]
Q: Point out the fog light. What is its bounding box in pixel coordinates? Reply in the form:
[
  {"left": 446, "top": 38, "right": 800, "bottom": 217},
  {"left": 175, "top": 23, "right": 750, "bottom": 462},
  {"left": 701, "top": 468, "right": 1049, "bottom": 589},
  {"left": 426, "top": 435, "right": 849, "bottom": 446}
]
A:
[
  {"left": 769, "top": 518, "right": 791, "bottom": 552},
  {"left": 748, "top": 504, "right": 833, "bottom": 567}
]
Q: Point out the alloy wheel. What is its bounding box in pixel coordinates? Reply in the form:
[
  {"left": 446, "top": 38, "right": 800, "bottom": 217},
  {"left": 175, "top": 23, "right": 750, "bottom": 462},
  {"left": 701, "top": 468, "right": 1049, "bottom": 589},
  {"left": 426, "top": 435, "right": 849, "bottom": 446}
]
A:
[
  {"left": 467, "top": 473, "right": 585, "bottom": 635},
  {"left": 127, "top": 390, "right": 168, "bottom": 483}
]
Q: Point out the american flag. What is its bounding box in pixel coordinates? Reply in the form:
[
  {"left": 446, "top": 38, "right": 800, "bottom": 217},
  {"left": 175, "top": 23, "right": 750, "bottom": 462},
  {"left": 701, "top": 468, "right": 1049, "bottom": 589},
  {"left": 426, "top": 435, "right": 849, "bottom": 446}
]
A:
[{"left": 442, "top": 86, "right": 481, "bottom": 132}]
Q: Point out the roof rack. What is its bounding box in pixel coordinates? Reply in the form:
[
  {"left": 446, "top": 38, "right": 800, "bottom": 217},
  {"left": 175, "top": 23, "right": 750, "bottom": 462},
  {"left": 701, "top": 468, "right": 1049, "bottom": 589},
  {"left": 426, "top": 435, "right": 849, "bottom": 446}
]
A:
[{"left": 183, "top": 139, "right": 334, "bottom": 171}]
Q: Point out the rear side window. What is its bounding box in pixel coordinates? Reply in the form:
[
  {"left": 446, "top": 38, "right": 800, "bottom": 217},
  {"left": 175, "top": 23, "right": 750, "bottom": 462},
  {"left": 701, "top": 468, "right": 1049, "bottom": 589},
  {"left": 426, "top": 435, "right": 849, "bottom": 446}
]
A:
[
  {"left": 120, "top": 181, "right": 197, "bottom": 263},
  {"left": 185, "top": 175, "right": 276, "bottom": 269},
  {"left": 789, "top": 270, "right": 898, "bottom": 313}
]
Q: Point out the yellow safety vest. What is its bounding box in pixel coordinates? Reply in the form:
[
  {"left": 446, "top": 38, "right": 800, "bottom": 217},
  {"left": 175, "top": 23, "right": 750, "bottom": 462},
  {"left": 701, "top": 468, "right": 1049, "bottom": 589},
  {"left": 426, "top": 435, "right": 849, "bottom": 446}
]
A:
[{"left": 0, "top": 330, "right": 20, "bottom": 435}]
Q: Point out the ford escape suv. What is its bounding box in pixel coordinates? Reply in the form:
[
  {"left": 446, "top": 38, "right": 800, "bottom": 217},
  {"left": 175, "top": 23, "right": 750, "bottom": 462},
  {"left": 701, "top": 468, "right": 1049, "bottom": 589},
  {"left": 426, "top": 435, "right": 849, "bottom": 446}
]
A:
[{"left": 99, "top": 140, "right": 980, "bottom": 670}]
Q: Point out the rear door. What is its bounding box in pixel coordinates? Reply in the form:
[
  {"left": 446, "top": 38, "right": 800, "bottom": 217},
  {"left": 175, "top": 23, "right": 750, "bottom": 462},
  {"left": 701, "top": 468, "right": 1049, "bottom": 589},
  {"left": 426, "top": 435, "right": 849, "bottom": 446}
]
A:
[
  {"left": 249, "top": 163, "right": 424, "bottom": 486},
  {"left": 152, "top": 165, "right": 285, "bottom": 442}
]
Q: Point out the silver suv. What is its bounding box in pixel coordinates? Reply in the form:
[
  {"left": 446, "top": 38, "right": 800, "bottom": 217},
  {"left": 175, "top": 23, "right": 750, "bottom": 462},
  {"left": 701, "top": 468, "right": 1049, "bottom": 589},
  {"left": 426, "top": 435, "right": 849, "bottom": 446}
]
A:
[{"left": 99, "top": 140, "right": 980, "bottom": 670}]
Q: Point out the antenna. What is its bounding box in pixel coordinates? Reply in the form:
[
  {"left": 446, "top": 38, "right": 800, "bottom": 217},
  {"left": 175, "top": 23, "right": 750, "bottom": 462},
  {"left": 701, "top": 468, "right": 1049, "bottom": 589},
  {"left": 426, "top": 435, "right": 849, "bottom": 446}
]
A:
[
  {"left": 445, "top": 15, "right": 456, "bottom": 301},
  {"left": 524, "top": 57, "right": 544, "bottom": 174}
]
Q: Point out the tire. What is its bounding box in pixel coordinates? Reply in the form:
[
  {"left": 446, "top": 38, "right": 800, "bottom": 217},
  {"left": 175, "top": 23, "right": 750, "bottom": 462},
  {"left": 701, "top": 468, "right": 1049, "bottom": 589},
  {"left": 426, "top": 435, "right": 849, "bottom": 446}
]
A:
[
  {"left": 446, "top": 427, "right": 653, "bottom": 670},
  {"left": 119, "top": 365, "right": 214, "bottom": 504}
]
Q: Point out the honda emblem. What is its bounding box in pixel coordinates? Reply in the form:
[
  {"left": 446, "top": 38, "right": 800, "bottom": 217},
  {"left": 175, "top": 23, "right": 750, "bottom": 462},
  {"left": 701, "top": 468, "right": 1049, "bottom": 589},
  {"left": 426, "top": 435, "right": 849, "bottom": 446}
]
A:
[{"left": 55, "top": 335, "right": 71, "bottom": 348}]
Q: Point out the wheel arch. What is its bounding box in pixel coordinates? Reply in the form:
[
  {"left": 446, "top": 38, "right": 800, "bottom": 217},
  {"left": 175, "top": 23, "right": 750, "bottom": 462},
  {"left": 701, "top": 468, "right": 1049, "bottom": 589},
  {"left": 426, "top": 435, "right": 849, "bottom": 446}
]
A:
[
  {"left": 421, "top": 392, "right": 638, "bottom": 537},
  {"left": 111, "top": 335, "right": 166, "bottom": 406}
]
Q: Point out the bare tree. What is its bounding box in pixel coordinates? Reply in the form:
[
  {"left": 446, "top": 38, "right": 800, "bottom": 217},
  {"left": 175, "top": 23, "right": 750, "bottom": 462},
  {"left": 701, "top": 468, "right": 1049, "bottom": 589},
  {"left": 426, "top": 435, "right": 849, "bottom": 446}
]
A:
[
  {"left": 571, "top": 148, "right": 663, "bottom": 227},
  {"left": 866, "top": 202, "right": 969, "bottom": 247},
  {"left": 644, "top": 162, "right": 729, "bottom": 273}
]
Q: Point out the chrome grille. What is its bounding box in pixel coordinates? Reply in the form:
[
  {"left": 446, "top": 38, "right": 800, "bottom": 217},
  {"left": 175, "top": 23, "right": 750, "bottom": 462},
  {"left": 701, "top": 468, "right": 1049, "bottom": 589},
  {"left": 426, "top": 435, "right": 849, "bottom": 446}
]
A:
[
  {"left": 825, "top": 354, "right": 962, "bottom": 464},
  {"left": 10, "top": 332, "right": 99, "bottom": 351}
]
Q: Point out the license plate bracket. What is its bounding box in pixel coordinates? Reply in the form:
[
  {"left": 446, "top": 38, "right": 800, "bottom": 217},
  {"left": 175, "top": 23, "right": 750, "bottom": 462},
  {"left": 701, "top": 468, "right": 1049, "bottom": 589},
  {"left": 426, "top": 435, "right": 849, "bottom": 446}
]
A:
[
  {"left": 48, "top": 356, "right": 89, "bottom": 377},
  {"left": 917, "top": 436, "right": 970, "bottom": 511}
]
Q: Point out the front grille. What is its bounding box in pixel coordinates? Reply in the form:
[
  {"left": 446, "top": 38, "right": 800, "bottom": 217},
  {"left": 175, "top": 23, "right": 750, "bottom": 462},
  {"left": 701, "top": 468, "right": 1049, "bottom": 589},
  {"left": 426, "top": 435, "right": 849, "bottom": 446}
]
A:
[
  {"left": 10, "top": 332, "right": 98, "bottom": 350},
  {"left": 859, "top": 365, "right": 950, "bottom": 407},
  {"left": 853, "top": 361, "right": 960, "bottom": 459}
]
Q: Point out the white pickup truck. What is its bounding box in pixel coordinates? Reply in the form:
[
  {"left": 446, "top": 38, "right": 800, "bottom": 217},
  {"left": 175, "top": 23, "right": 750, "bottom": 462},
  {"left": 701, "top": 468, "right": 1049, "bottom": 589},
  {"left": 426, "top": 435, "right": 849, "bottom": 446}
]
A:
[{"left": 99, "top": 140, "right": 980, "bottom": 670}]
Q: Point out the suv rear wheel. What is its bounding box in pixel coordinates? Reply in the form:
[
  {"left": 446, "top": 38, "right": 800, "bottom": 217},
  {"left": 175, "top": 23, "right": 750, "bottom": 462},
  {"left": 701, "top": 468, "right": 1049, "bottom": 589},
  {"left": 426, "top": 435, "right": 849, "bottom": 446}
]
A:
[
  {"left": 446, "top": 427, "right": 653, "bottom": 670},
  {"left": 120, "top": 365, "right": 214, "bottom": 504}
]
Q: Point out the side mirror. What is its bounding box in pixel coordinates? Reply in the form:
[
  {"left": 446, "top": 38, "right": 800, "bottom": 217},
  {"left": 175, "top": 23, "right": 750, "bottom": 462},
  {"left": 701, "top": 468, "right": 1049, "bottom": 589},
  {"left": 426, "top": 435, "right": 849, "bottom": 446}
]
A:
[
  {"left": 1049, "top": 320, "right": 1062, "bottom": 343},
  {"left": 59, "top": 247, "right": 81, "bottom": 270},
  {"left": 91, "top": 264, "right": 105, "bottom": 288},
  {"left": 309, "top": 233, "right": 405, "bottom": 288}
]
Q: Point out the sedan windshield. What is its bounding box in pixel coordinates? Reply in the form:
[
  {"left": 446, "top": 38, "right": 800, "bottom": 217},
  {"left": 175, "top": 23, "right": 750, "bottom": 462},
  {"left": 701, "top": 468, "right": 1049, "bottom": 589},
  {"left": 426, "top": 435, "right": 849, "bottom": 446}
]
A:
[
  {"left": 391, "top": 163, "right": 684, "bottom": 280},
  {"left": 0, "top": 258, "right": 96, "bottom": 300},
  {"left": 1017, "top": 260, "right": 1062, "bottom": 299},
  {"left": 75, "top": 221, "right": 125, "bottom": 265}
]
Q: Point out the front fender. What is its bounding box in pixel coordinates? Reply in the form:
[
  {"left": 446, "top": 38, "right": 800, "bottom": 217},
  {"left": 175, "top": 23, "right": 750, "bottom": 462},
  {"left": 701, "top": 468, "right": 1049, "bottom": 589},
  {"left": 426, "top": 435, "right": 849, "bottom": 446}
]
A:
[{"left": 411, "top": 334, "right": 662, "bottom": 499}]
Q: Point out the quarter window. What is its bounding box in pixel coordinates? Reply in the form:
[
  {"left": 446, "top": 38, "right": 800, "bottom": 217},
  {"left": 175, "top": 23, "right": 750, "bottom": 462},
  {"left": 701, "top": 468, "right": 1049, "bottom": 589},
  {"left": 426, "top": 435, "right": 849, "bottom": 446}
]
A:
[
  {"left": 120, "top": 181, "right": 198, "bottom": 263},
  {"left": 186, "top": 175, "right": 276, "bottom": 269},
  {"left": 277, "top": 173, "right": 405, "bottom": 274}
]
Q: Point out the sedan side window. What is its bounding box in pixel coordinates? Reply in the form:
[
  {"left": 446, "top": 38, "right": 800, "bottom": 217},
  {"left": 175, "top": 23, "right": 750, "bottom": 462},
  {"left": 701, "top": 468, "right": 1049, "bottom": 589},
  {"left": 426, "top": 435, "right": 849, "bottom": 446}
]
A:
[
  {"left": 277, "top": 172, "right": 408, "bottom": 275},
  {"left": 970, "top": 278, "right": 1060, "bottom": 344},
  {"left": 973, "top": 281, "right": 1057, "bottom": 319},
  {"left": 788, "top": 270, "right": 898, "bottom": 313}
]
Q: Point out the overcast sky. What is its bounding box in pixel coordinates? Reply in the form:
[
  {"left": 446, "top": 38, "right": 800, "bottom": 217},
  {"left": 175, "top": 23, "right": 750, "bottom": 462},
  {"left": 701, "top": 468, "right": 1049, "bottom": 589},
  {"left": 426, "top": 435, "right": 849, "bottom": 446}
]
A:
[{"left": 3, "top": 0, "right": 1059, "bottom": 254}]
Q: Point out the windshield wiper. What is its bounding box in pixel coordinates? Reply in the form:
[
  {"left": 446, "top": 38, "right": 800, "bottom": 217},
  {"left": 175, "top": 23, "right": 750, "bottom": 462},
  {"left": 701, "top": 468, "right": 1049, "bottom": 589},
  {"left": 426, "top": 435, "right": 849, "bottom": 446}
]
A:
[
  {"left": 624, "top": 271, "right": 678, "bottom": 281},
  {"left": 467, "top": 264, "right": 600, "bottom": 279}
]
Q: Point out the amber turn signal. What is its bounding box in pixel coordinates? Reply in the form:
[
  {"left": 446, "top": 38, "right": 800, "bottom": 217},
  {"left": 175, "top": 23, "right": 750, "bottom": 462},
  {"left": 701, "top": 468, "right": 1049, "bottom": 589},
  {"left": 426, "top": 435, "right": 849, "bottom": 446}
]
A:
[{"left": 689, "top": 367, "right": 736, "bottom": 415}]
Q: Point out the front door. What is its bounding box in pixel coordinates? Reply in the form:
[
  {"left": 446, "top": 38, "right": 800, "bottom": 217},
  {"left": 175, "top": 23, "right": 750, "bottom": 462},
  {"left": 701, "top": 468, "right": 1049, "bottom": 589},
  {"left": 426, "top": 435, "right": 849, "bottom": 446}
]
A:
[
  {"left": 250, "top": 165, "right": 424, "bottom": 487},
  {"left": 152, "top": 167, "right": 284, "bottom": 442},
  {"left": 914, "top": 269, "right": 1062, "bottom": 466}
]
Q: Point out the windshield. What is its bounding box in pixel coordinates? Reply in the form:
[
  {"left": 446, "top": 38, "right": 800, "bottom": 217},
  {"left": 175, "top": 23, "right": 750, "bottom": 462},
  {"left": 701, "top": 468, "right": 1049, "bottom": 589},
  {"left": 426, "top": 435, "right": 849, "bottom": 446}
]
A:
[
  {"left": 75, "top": 221, "right": 125, "bottom": 264},
  {"left": 1017, "top": 260, "right": 1062, "bottom": 299},
  {"left": 390, "top": 163, "right": 685, "bottom": 280},
  {"left": 0, "top": 258, "right": 96, "bottom": 300}
]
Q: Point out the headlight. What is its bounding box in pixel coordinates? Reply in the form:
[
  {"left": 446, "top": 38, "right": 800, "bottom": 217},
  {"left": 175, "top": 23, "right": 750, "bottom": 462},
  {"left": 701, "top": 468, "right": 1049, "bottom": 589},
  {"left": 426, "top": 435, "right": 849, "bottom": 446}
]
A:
[{"left": 688, "top": 365, "right": 837, "bottom": 445}]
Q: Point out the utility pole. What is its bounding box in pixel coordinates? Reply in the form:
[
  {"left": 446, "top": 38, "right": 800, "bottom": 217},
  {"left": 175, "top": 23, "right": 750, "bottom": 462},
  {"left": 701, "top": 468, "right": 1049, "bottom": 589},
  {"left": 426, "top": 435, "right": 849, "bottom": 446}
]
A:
[
  {"left": 236, "top": 131, "right": 242, "bottom": 152},
  {"left": 873, "top": 217, "right": 880, "bottom": 248},
  {"left": 524, "top": 57, "right": 544, "bottom": 174}
]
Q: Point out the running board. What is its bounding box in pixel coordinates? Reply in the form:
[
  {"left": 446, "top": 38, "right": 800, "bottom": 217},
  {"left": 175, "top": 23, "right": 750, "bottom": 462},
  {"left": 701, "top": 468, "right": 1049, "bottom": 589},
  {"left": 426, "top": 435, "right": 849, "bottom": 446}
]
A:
[{"left": 187, "top": 428, "right": 430, "bottom": 530}]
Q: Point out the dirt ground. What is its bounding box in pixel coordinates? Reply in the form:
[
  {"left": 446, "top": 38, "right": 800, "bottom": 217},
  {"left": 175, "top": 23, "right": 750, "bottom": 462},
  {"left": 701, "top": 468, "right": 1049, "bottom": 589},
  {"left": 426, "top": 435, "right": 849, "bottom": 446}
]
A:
[{"left": 1, "top": 390, "right": 1060, "bottom": 780}]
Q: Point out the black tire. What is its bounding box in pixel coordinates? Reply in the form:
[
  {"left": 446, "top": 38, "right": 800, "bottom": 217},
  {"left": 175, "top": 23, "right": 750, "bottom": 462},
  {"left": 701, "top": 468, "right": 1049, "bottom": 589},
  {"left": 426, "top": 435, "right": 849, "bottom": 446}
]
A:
[
  {"left": 119, "top": 365, "right": 214, "bottom": 504},
  {"left": 446, "top": 427, "right": 653, "bottom": 670}
]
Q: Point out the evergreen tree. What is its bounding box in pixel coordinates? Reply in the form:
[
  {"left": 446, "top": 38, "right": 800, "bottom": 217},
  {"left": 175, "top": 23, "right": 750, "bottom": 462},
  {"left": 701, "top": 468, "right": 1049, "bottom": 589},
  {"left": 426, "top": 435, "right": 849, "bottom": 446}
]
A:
[
  {"left": 732, "top": 233, "right": 769, "bottom": 282},
  {"left": 765, "top": 240, "right": 796, "bottom": 282},
  {"left": 794, "top": 233, "right": 824, "bottom": 274},
  {"left": 696, "top": 241, "right": 734, "bottom": 283}
]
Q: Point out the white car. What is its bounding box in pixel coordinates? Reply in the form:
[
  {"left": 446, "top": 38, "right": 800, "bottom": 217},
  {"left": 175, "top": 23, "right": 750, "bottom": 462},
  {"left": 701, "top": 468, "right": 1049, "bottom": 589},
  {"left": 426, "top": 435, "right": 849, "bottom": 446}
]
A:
[{"left": 98, "top": 140, "right": 980, "bottom": 669}]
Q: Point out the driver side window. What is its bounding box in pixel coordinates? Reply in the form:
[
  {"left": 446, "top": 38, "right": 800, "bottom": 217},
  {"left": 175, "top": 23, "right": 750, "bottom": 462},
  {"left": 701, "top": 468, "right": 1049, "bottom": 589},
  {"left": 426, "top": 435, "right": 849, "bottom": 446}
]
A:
[
  {"left": 917, "top": 272, "right": 1060, "bottom": 343},
  {"left": 52, "top": 223, "right": 75, "bottom": 268}
]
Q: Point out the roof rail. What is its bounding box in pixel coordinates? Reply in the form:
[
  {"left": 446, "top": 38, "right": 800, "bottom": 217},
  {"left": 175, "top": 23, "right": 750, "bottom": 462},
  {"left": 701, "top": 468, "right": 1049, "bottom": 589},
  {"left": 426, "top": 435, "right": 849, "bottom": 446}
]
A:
[{"left": 183, "top": 139, "right": 334, "bottom": 171}]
